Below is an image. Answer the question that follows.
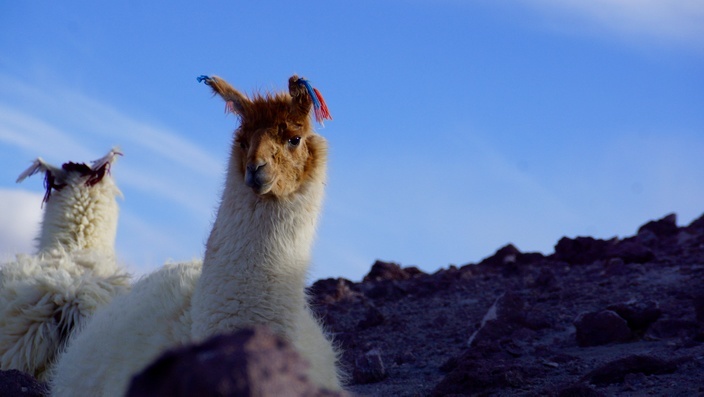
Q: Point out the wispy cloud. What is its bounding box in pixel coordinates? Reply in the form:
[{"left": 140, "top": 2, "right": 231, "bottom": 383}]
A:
[
  {"left": 55, "top": 90, "right": 222, "bottom": 177},
  {"left": 0, "top": 73, "right": 221, "bottom": 218},
  {"left": 0, "top": 104, "right": 94, "bottom": 161},
  {"left": 0, "top": 72, "right": 221, "bottom": 173},
  {"left": 518, "top": 0, "right": 704, "bottom": 47}
]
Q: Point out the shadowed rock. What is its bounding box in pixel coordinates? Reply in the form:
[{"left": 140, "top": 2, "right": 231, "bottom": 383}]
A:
[
  {"left": 0, "top": 370, "right": 47, "bottom": 397},
  {"left": 574, "top": 310, "right": 632, "bottom": 347},
  {"left": 127, "top": 326, "right": 346, "bottom": 397}
]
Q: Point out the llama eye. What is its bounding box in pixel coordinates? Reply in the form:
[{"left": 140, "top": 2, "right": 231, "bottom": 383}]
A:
[
  {"left": 288, "top": 136, "right": 301, "bottom": 147},
  {"left": 239, "top": 141, "right": 248, "bottom": 150}
]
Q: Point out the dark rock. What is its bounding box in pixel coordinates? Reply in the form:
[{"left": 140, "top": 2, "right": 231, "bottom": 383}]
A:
[
  {"left": 604, "top": 257, "right": 629, "bottom": 276},
  {"left": 524, "top": 311, "right": 553, "bottom": 331},
  {"left": 439, "top": 355, "right": 458, "bottom": 373},
  {"left": 555, "top": 384, "right": 606, "bottom": 397},
  {"left": 423, "top": 266, "right": 463, "bottom": 293},
  {"left": 363, "top": 261, "right": 410, "bottom": 282},
  {"left": 352, "top": 349, "right": 387, "bottom": 384},
  {"left": 623, "top": 372, "right": 652, "bottom": 391},
  {"left": 308, "top": 278, "right": 360, "bottom": 306},
  {"left": 431, "top": 351, "right": 536, "bottom": 396},
  {"left": 357, "top": 303, "right": 385, "bottom": 329},
  {"left": 478, "top": 244, "right": 522, "bottom": 267},
  {"left": 554, "top": 237, "right": 617, "bottom": 265},
  {"left": 395, "top": 350, "right": 417, "bottom": 365},
  {"left": 477, "top": 244, "right": 545, "bottom": 270},
  {"left": 646, "top": 319, "right": 700, "bottom": 340},
  {"left": 401, "top": 266, "right": 426, "bottom": 277},
  {"left": 127, "top": 326, "right": 345, "bottom": 397},
  {"left": 582, "top": 355, "right": 677, "bottom": 386},
  {"left": 607, "top": 241, "right": 655, "bottom": 264},
  {"left": 635, "top": 228, "right": 658, "bottom": 245},
  {"left": 0, "top": 370, "right": 47, "bottom": 397},
  {"left": 638, "top": 213, "right": 679, "bottom": 238},
  {"left": 468, "top": 292, "right": 527, "bottom": 347},
  {"left": 362, "top": 280, "right": 407, "bottom": 300},
  {"left": 607, "top": 301, "right": 661, "bottom": 333},
  {"left": 687, "top": 213, "right": 704, "bottom": 232},
  {"left": 695, "top": 294, "right": 704, "bottom": 323},
  {"left": 532, "top": 267, "right": 559, "bottom": 291},
  {"left": 574, "top": 310, "right": 632, "bottom": 347}
]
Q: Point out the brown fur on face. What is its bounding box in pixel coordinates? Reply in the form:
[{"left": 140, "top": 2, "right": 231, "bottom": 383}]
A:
[{"left": 204, "top": 75, "right": 327, "bottom": 198}]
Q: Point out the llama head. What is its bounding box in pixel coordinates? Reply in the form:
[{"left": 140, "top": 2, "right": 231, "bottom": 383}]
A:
[
  {"left": 201, "top": 75, "right": 328, "bottom": 198},
  {"left": 16, "top": 148, "right": 123, "bottom": 255},
  {"left": 16, "top": 147, "right": 123, "bottom": 205}
]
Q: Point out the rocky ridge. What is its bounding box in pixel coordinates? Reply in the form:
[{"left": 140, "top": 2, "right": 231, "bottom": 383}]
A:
[{"left": 1, "top": 212, "right": 703, "bottom": 396}]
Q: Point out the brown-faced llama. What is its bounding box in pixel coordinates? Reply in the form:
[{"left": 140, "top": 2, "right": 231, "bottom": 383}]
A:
[{"left": 50, "top": 75, "right": 343, "bottom": 396}]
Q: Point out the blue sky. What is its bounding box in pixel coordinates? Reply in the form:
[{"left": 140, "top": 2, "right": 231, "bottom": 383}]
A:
[{"left": 1, "top": 1, "right": 703, "bottom": 282}]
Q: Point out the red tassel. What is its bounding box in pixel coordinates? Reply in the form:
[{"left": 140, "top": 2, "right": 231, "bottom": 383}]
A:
[
  {"left": 296, "top": 78, "right": 333, "bottom": 125},
  {"left": 313, "top": 88, "right": 332, "bottom": 123}
]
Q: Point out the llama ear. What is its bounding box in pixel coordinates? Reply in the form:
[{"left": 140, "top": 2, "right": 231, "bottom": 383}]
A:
[
  {"left": 289, "top": 75, "right": 313, "bottom": 119},
  {"left": 197, "top": 75, "right": 250, "bottom": 115},
  {"left": 16, "top": 158, "right": 65, "bottom": 205},
  {"left": 16, "top": 158, "right": 59, "bottom": 184},
  {"left": 289, "top": 76, "right": 332, "bottom": 125},
  {"left": 90, "top": 147, "right": 122, "bottom": 172}
]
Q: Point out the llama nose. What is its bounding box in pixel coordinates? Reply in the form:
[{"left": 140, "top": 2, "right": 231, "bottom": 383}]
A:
[
  {"left": 246, "top": 161, "right": 266, "bottom": 175},
  {"left": 245, "top": 161, "right": 268, "bottom": 190}
]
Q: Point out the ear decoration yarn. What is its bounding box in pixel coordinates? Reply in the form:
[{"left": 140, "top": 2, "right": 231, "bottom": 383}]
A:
[
  {"left": 296, "top": 78, "right": 332, "bottom": 125},
  {"left": 198, "top": 75, "right": 235, "bottom": 114},
  {"left": 199, "top": 75, "right": 332, "bottom": 123}
]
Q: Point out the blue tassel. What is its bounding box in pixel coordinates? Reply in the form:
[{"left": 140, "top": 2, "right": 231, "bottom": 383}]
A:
[
  {"left": 297, "top": 78, "right": 321, "bottom": 109},
  {"left": 296, "top": 78, "right": 332, "bottom": 125}
]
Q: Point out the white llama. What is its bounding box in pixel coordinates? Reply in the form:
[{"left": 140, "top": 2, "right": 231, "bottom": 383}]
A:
[
  {"left": 49, "top": 75, "right": 343, "bottom": 396},
  {"left": 0, "top": 148, "right": 131, "bottom": 380}
]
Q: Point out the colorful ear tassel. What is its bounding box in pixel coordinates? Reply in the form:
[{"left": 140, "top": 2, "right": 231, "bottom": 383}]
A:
[
  {"left": 198, "top": 75, "right": 234, "bottom": 114},
  {"left": 198, "top": 75, "right": 332, "bottom": 124},
  {"left": 297, "top": 78, "right": 333, "bottom": 125}
]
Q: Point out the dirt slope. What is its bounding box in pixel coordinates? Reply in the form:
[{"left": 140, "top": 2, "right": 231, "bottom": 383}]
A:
[
  {"left": 310, "top": 212, "right": 704, "bottom": 396},
  {"left": 2, "top": 212, "right": 702, "bottom": 396}
]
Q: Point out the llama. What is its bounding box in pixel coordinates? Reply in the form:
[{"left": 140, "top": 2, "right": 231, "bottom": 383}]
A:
[
  {"left": 50, "top": 75, "right": 342, "bottom": 396},
  {"left": 0, "top": 148, "right": 131, "bottom": 380}
]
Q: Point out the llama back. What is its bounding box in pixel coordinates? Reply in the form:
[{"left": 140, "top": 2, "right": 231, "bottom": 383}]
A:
[
  {"left": 50, "top": 261, "right": 201, "bottom": 397},
  {"left": 0, "top": 250, "right": 130, "bottom": 380}
]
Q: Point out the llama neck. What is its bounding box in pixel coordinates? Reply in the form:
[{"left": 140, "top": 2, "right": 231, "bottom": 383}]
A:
[
  {"left": 191, "top": 155, "right": 325, "bottom": 341},
  {"left": 37, "top": 175, "right": 119, "bottom": 258}
]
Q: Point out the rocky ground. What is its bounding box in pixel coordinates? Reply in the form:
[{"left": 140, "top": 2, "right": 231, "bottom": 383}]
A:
[{"left": 2, "top": 212, "right": 703, "bottom": 396}]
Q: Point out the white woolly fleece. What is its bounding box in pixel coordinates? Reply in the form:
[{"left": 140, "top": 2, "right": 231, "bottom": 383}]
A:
[
  {"left": 0, "top": 250, "right": 130, "bottom": 380},
  {"left": 0, "top": 149, "right": 126, "bottom": 380},
  {"left": 49, "top": 261, "right": 201, "bottom": 396},
  {"left": 37, "top": 171, "right": 121, "bottom": 257},
  {"left": 50, "top": 136, "right": 342, "bottom": 396}
]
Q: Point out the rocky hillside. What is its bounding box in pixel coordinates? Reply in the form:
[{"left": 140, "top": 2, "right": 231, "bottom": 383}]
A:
[{"left": 2, "top": 212, "right": 703, "bottom": 396}]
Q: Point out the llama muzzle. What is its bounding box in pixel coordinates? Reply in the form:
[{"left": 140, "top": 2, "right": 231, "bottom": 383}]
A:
[{"left": 245, "top": 162, "right": 273, "bottom": 195}]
